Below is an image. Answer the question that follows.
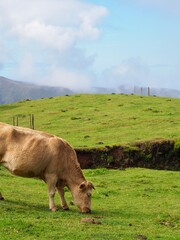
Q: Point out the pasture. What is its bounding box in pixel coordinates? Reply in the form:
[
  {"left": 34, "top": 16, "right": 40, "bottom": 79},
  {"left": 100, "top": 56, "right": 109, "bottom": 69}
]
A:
[
  {"left": 0, "top": 94, "right": 180, "bottom": 239},
  {"left": 0, "top": 94, "right": 179, "bottom": 148},
  {"left": 0, "top": 167, "right": 179, "bottom": 240}
]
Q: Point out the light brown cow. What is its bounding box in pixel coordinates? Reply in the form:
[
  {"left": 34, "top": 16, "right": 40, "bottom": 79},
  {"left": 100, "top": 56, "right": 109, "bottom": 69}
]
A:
[{"left": 0, "top": 122, "right": 94, "bottom": 213}]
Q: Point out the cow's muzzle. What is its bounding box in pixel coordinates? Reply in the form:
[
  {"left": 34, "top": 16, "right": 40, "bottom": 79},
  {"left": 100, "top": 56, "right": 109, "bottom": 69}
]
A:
[{"left": 82, "top": 207, "right": 91, "bottom": 214}]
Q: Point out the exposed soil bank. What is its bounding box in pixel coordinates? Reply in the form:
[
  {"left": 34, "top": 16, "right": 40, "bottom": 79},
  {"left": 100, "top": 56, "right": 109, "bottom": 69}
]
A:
[{"left": 75, "top": 139, "right": 180, "bottom": 171}]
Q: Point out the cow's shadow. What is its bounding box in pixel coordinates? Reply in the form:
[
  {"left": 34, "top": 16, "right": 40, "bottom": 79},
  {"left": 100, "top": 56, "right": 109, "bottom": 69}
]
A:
[
  {"left": 1, "top": 198, "right": 106, "bottom": 217},
  {"left": 1, "top": 198, "right": 81, "bottom": 215},
  {"left": 1, "top": 198, "right": 48, "bottom": 212}
]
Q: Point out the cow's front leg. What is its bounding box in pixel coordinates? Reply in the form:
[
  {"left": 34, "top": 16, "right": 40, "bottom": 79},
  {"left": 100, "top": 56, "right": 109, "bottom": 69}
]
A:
[
  {"left": 46, "top": 175, "right": 58, "bottom": 212},
  {"left": 0, "top": 192, "right": 4, "bottom": 200},
  {"left": 57, "top": 187, "right": 69, "bottom": 210}
]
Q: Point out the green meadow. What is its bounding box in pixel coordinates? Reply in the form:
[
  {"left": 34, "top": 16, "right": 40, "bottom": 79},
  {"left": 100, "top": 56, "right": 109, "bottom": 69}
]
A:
[
  {"left": 0, "top": 94, "right": 179, "bottom": 148},
  {"left": 0, "top": 168, "right": 179, "bottom": 240},
  {"left": 0, "top": 94, "right": 180, "bottom": 239}
]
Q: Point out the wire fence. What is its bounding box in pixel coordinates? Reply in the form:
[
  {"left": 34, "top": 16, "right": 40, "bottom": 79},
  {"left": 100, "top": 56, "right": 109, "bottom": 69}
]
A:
[
  {"left": 12, "top": 114, "right": 35, "bottom": 129},
  {"left": 133, "top": 86, "right": 151, "bottom": 96}
]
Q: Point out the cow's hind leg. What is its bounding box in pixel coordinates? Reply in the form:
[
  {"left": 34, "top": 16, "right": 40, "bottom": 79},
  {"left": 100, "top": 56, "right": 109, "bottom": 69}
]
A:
[
  {"left": 57, "top": 187, "right": 69, "bottom": 210},
  {"left": 0, "top": 192, "right": 4, "bottom": 200},
  {"left": 45, "top": 174, "right": 58, "bottom": 212}
]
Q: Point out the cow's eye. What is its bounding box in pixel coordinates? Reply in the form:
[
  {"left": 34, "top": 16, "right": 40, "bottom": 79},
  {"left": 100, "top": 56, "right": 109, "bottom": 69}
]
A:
[{"left": 87, "top": 193, "right": 91, "bottom": 197}]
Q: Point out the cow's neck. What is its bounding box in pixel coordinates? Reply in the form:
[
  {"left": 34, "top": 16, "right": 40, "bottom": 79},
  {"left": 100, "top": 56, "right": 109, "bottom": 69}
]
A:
[{"left": 66, "top": 163, "right": 85, "bottom": 190}]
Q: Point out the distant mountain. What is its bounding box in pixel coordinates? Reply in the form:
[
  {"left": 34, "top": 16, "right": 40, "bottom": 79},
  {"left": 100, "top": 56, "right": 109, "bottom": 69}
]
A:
[
  {"left": 0, "top": 76, "right": 73, "bottom": 104},
  {"left": 0, "top": 76, "right": 180, "bottom": 104},
  {"left": 149, "top": 87, "right": 180, "bottom": 98}
]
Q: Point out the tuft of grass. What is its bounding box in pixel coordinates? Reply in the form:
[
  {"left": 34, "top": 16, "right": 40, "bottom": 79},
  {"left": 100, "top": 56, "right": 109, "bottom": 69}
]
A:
[
  {"left": 0, "top": 94, "right": 179, "bottom": 148},
  {"left": 0, "top": 167, "right": 179, "bottom": 240}
]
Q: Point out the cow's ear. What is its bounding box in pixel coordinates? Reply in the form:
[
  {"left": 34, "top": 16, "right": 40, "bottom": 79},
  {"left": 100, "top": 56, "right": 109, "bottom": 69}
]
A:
[
  {"left": 88, "top": 182, "right": 95, "bottom": 190},
  {"left": 79, "top": 182, "right": 86, "bottom": 190}
]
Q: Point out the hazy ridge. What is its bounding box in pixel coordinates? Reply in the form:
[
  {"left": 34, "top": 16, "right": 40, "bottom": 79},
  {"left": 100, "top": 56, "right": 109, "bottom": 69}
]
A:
[
  {"left": 0, "top": 76, "right": 72, "bottom": 104},
  {"left": 0, "top": 76, "right": 180, "bottom": 104}
]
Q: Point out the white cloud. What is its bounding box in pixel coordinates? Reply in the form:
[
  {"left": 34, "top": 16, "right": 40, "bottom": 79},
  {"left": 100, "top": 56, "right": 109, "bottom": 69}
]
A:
[
  {"left": 13, "top": 21, "right": 76, "bottom": 51},
  {"left": 41, "top": 66, "right": 93, "bottom": 90},
  {"left": 17, "top": 52, "right": 36, "bottom": 79},
  {"left": 101, "top": 58, "right": 151, "bottom": 88},
  {"left": 0, "top": 0, "right": 107, "bottom": 49},
  {"left": 0, "top": 41, "right": 9, "bottom": 70},
  {"left": 100, "top": 58, "right": 180, "bottom": 90},
  {"left": 0, "top": 0, "right": 107, "bottom": 87}
]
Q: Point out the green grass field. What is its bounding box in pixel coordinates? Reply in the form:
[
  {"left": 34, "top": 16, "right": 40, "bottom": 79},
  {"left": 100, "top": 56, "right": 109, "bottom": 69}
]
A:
[
  {"left": 0, "top": 94, "right": 180, "bottom": 239},
  {"left": 0, "top": 94, "right": 179, "bottom": 148},
  {"left": 0, "top": 167, "right": 179, "bottom": 240}
]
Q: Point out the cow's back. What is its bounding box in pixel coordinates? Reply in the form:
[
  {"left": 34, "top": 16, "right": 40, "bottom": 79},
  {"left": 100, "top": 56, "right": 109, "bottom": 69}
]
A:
[{"left": 0, "top": 123, "right": 76, "bottom": 179}]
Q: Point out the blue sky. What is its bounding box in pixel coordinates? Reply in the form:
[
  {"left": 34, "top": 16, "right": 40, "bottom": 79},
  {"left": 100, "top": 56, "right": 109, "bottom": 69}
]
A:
[{"left": 0, "top": 0, "right": 180, "bottom": 90}]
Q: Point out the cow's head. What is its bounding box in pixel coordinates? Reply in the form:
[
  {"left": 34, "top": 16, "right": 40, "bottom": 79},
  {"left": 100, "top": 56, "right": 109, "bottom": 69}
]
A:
[{"left": 73, "top": 181, "right": 95, "bottom": 214}]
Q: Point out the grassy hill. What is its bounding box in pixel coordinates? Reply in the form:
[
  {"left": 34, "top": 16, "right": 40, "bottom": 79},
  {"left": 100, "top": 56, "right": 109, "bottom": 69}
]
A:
[
  {"left": 0, "top": 94, "right": 179, "bottom": 148},
  {"left": 1, "top": 95, "right": 179, "bottom": 240}
]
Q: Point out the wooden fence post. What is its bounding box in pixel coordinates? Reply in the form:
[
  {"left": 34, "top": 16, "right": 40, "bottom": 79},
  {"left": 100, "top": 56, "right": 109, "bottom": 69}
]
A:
[
  {"left": 140, "top": 87, "right": 143, "bottom": 96},
  {"left": 29, "top": 114, "right": 34, "bottom": 129},
  {"left": 13, "top": 116, "right": 15, "bottom": 126},
  {"left": 12, "top": 114, "right": 34, "bottom": 129},
  {"left": 15, "top": 116, "right": 18, "bottom": 126},
  {"left": 31, "top": 114, "right": 34, "bottom": 129},
  {"left": 30, "top": 114, "right": 31, "bottom": 129}
]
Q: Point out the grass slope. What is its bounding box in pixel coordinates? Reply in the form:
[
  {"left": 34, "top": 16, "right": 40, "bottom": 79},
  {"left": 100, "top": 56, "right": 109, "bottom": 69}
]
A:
[
  {"left": 0, "top": 168, "right": 179, "bottom": 240},
  {"left": 0, "top": 94, "right": 179, "bottom": 148}
]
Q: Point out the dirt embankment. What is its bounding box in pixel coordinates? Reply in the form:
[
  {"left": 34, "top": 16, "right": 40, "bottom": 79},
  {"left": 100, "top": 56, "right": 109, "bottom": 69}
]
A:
[{"left": 75, "top": 140, "right": 180, "bottom": 171}]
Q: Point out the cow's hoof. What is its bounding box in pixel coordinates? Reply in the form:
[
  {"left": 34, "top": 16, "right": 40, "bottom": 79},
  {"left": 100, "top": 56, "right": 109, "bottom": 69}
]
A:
[
  {"left": 50, "top": 207, "right": 58, "bottom": 212},
  {"left": 62, "top": 206, "right": 69, "bottom": 211}
]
